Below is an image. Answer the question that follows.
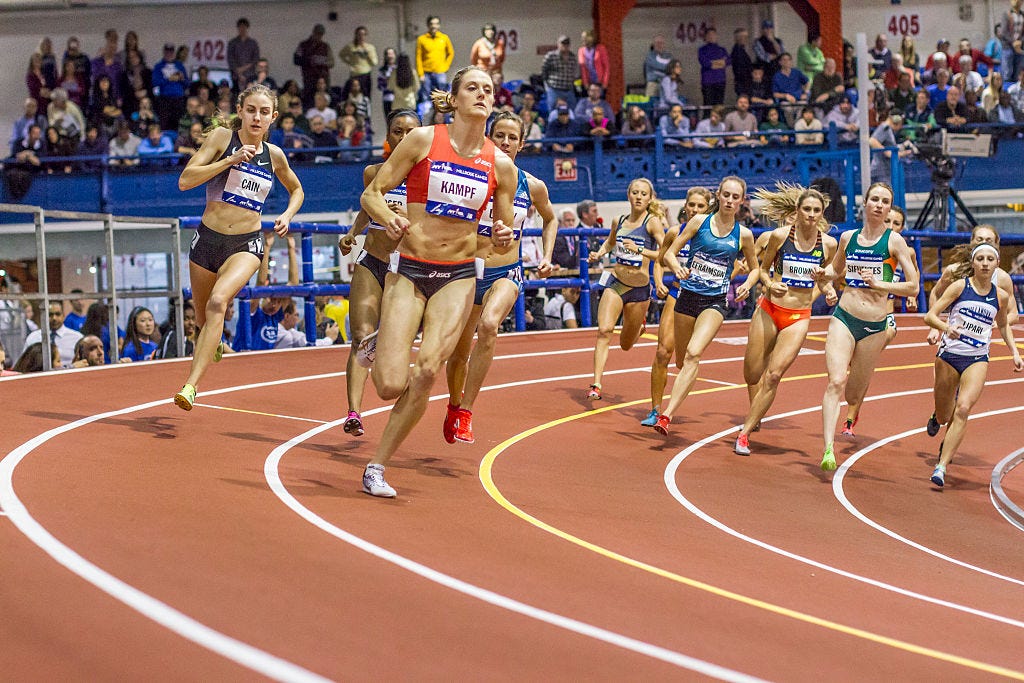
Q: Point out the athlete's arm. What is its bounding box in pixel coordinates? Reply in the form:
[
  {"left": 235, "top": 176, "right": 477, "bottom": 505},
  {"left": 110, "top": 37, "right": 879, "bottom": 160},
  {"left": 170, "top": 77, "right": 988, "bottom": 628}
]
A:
[
  {"left": 341, "top": 164, "right": 380, "bottom": 255},
  {"left": 663, "top": 214, "right": 703, "bottom": 278},
  {"left": 997, "top": 268, "right": 1020, "bottom": 325},
  {"left": 643, "top": 215, "right": 666, "bottom": 262},
  {"left": 814, "top": 229, "right": 849, "bottom": 283},
  {"left": 863, "top": 232, "right": 918, "bottom": 297},
  {"left": 268, "top": 144, "right": 304, "bottom": 236},
  {"left": 178, "top": 127, "right": 249, "bottom": 191},
  {"left": 488, "top": 149, "right": 517, "bottom": 251},
  {"left": 653, "top": 225, "right": 678, "bottom": 298},
  {"left": 819, "top": 234, "right": 840, "bottom": 304},
  {"left": 734, "top": 226, "right": 760, "bottom": 300},
  {"left": 756, "top": 227, "right": 786, "bottom": 293},
  {"left": 361, "top": 126, "right": 430, "bottom": 239},
  {"left": 995, "top": 289, "right": 1024, "bottom": 371},
  {"left": 924, "top": 279, "right": 966, "bottom": 337},
  {"left": 929, "top": 264, "right": 956, "bottom": 308},
  {"left": 588, "top": 217, "right": 618, "bottom": 264},
  {"left": 286, "top": 234, "right": 299, "bottom": 285},
  {"left": 529, "top": 175, "right": 558, "bottom": 277}
]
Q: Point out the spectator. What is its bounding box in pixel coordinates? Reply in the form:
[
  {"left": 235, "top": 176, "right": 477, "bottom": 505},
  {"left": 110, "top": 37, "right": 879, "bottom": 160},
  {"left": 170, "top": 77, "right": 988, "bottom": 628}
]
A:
[
  {"left": 934, "top": 85, "right": 969, "bottom": 129},
  {"left": 542, "top": 35, "right": 581, "bottom": 112},
  {"left": 869, "top": 113, "right": 908, "bottom": 183},
  {"left": 585, "top": 104, "right": 615, "bottom": 141},
  {"left": 43, "top": 125, "right": 74, "bottom": 173},
  {"left": 698, "top": 28, "right": 730, "bottom": 106},
  {"left": 108, "top": 120, "right": 141, "bottom": 166},
  {"left": 772, "top": 52, "right": 809, "bottom": 112},
  {"left": 810, "top": 58, "right": 845, "bottom": 115},
  {"left": 926, "top": 68, "right": 952, "bottom": 108},
  {"left": 659, "top": 103, "right": 692, "bottom": 147},
  {"left": 174, "top": 119, "right": 204, "bottom": 157},
  {"left": 660, "top": 59, "right": 687, "bottom": 109},
  {"left": 12, "top": 343, "right": 59, "bottom": 373},
  {"left": 47, "top": 87, "right": 85, "bottom": 144},
  {"left": 983, "top": 71, "right": 1006, "bottom": 112},
  {"left": 471, "top": 23, "right": 505, "bottom": 78},
  {"left": 26, "top": 52, "right": 53, "bottom": 112},
  {"left": 1011, "top": 68, "right": 1024, "bottom": 110},
  {"left": 152, "top": 43, "right": 188, "bottom": 131},
  {"left": 415, "top": 16, "right": 455, "bottom": 102},
  {"left": 491, "top": 72, "right": 514, "bottom": 111},
  {"left": 1003, "top": 0, "right": 1024, "bottom": 81},
  {"left": 120, "top": 49, "right": 152, "bottom": 117},
  {"left": 117, "top": 31, "right": 145, "bottom": 68},
  {"left": 71, "top": 334, "right": 106, "bottom": 367},
  {"left": 724, "top": 94, "right": 760, "bottom": 145},
  {"left": 278, "top": 113, "right": 313, "bottom": 159},
  {"left": 306, "top": 91, "right": 337, "bottom": 130},
  {"left": 121, "top": 306, "right": 158, "bottom": 362},
  {"left": 758, "top": 106, "right": 789, "bottom": 144},
  {"left": 883, "top": 53, "right": 916, "bottom": 90},
  {"left": 38, "top": 37, "right": 58, "bottom": 86},
  {"left": 797, "top": 32, "right": 825, "bottom": 83},
  {"left": 869, "top": 33, "right": 892, "bottom": 75},
  {"left": 131, "top": 96, "right": 159, "bottom": 138},
  {"left": 79, "top": 124, "right": 107, "bottom": 169},
  {"left": 89, "top": 74, "right": 123, "bottom": 140},
  {"left": 63, "top": 36, "right": 91, "bottom": 86},
  {"left": 336, "top": 114, "right": 367, "bottom": 161},
  {"left": 274, "top": 301, "right": 309, "bottom": 349},
  {"left": 252, "top": 58, "right": 278, "bottom": 91},
  {"left": 957, "top": 55, "right": 985, "bottom": 97},
  {"left": 989, "top": 90, "right": 1024, "bottom": 134},
  {"left": 90, "top": 40, "right": 123, "bottom": 102},
  {"left": 157, "top": 301, "right": 196, "bottom": 359},
  {"left": 645, "top": 35, "right": 674, "bottom": 97},
  {"left": 285, "top": 97, "right": 310, "bottom": 133},
  {"left": 24, "top": 301, "right": 81, "bottom": 368},
  {"left": 137, "top": 123, "right": 173, "bottom": 165},
  {"left": 521, "top": 109, "right": 544, "bottom": 152},
  {"left": 823, "top": 95, "right": 859, "bottom": 142},
  {"left": 378, "top": 47, "right": 398, "bottom": 116},
  {"left": 388, "top": 53, "right": 419, "bottom": 112},
  {"left": 748, "top": 64, "right": 775, "bottom": 112},
  {"left": 952, "top": 38, "right": 994, "bottom": 75},
  {"left": 843, "top": 40, "right": 859, "bottom": 94},
  {"left": 576, "top": 198, "right": 603, "bottom": 255},
  {"left": 620, "top": 105, "right": 653, "bottom": 145},
  {"left": 731, "top": 28, "right": 755, "bottom": 97},
  {"left": 693, "top": 105, "right": 726, "bottom": 147},
  {"left": 80, "top": 302, "right": 125, "bottom": 361},
  {"left": 308, "top": 115, "right": 339, "bottom": 160},
  {"left": 518, "top": 89, "right": 544, "bottom": 124},
  {"left": 578, "top": 29, "right": 609, "bottom": 90},
  {"left": 889, "top": 71, "right": 918, "bottom": 113},
  {"left": 904, "top": 89, "right": 935, "bottom": 140},
  {"left": 176, "top": 96, "right": 206, "bottom": 137},
  {"left": 227, "top": 17, "right": 260, "bottom": 88},
  {"left": 544, "top": 287, "right": 580, "bottom": 328},
  {"left": 544, "top": 104, "right": 581, "bottom": 152},
  {"left": 295, "top": 24, "right": 335, "bottom": 106},
  {"left": 551, "top": 209, "right": 579, "bottom": 269},
  {"left": 343, "top": 77, "right": 371, "bottom": 121},
  {"left": 754, "top": 20, "right": 784, "bottom": 78},
  {"left": 188, "top": 65, "right": 216, "bottom": 99},
  {"left": 10, "top": 123, "right": 45, "bottom": 174},
  {"left": 925, "top": 42, "right": 953, "bottom": 78},
  {"left": 574, "top": 82, "right": 613, "bottom": 120},
  {"left": 9, "top": 98, "right": 47, "bottom": 156},
  {"left": 900, "top": 35, "right": 921, "bottom": 75},
  {"left": 340, "top": 26, "right": 378, "bottom": 101},
  {"left": 964, "top": 89, "right": 989, "bottom": 126}
]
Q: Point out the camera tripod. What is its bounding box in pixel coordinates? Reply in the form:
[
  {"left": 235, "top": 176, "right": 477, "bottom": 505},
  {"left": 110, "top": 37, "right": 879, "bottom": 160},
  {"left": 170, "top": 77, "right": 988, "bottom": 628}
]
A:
[{"left": 912, "top": 166, "right": 978, "bottom": 232}]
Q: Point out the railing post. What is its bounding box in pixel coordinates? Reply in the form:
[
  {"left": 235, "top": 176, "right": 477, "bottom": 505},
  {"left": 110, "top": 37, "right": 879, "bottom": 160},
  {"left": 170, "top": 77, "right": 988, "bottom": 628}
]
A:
[
  {"left": 170, "top": 217, "right": 184, "bottom": 357},
  {"left": 301, "top": 232, "right": 317, "bottom": 345},
  {"left": 514, "top": 290, "right": 526, "bottom": 332},
  {"left": 653, "top": 128, "right": 665, "bottom": 197},
  {"left": 912, "top": 235, "right": 926, "bottom": 312},
  {"left": 34, "top": 207, "right": 52, "bottom": 371},
  {"left": 593, "top": 136, "right": 604, "bottom": 201},
  {"left": 104, "top": 214, "right": 120, "bottom": 363},
  {"left": 579, "top": 228, "right": 593, "bottom": 328}
]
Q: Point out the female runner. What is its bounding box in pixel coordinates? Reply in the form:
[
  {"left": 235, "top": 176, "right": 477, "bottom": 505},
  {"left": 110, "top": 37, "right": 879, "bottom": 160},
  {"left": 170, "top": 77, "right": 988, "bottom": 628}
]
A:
[
  {"left": 337, "top": 109, "right": 421, "bottom": 437},
  {"left": 654, "top": 176, "right": 760, "bottom": 435},
  {"left": 841, "top": 205, "right": 916, "bottom": 435},
  {"left": 642, "top": 186, "right": 711, "bottom": 426},
  {"left": 924, "top": 242, "right": 1023, "bottom": 486},
  {"left": 359, "top": 66, "right": 517, "bottom": 497},
  {"left": 811, "top": 183, "right": 918, "bottom": 471},
  {"left": 734, "top": 185, "right": 838, "bottom": 455},
  {"left": 173, "top": 84, "right": 303, "bottom": 410},
  {"left": 586, "top": 178, "right": 666, "bottom": 400},
  {"left": 923, "top": 224, "right": 1018, "bottom": 436},
  {"left": 444, "top": 111, "right": 558, "bottom": 443}
]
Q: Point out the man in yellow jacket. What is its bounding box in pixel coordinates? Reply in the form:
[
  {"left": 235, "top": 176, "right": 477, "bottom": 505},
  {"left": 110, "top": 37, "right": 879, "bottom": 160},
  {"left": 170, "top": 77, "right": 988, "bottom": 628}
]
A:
[{"left": 416, "top": 15, "right": 454, "bottom": 103}]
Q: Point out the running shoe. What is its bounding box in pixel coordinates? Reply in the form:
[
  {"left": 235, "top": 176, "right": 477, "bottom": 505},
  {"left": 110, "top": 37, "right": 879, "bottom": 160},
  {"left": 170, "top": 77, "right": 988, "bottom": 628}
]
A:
[
  {"left": 820, "top": 444, "right": 837, "bottom": 472},
  {"left": 173, "top": 383, "right": 196, "bottom": 411},
  {"left": 443, "top": 403, "right": 460, "bottom": 444},
  {"left": 343, "top": 411, "right": 364, "bottom": 437},
  {"left": 587, "top": 384, "right": 602, "bottom": 401},
  {"left": 926, "top": 413, "right": 941, "bottom": 437},
  {"left": 213, "top": 341, "right": 225, "bottom": 363},
  {"left": 840, "top": 418, "right": 857, "bottom": 437},
  {"left": 734, "top": 433, "right": 751, "bottom": 456},
  {"left": 355, "top": 330, "right": 378, "bottom": 368},
  {"left": 640, "top": 408, "right": 659, "bottom": 427},
  {"left": 654, "top": 414, "right": 671, "bottom": 435},
  {"left": 454, "top": 409, "right": 475, "bottom": 444},
  {"left": 362, "top": 464, "right": 396, "bottom": 498},
  {"left": 930, "top": 465, "right": 946, "bottom": 487}
]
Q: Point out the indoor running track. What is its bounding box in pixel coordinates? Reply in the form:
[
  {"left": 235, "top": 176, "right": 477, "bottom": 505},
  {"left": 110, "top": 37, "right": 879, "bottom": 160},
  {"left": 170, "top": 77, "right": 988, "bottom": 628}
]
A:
[{"left": 2, "top": 315, "right": 1023, "bottom": 681}]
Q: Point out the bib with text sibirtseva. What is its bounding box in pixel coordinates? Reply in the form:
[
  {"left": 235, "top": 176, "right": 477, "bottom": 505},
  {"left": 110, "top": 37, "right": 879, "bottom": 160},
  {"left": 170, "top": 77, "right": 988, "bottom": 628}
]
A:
[
  {"left": 221, "top": 161, "right": 274, "bottom": 212},
  {"left": 425, "top": 160, "right": 490, "bottom": 222}
]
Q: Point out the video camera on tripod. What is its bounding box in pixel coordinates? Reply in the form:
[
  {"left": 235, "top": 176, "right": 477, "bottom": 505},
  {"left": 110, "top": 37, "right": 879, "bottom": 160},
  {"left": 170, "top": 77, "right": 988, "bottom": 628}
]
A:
[{"left": 908, "top": 129, "right": 993, "bottom": 231}]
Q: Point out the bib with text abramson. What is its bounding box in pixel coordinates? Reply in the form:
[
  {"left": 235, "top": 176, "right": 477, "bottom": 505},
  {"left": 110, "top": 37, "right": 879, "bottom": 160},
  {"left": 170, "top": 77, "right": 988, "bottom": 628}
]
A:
[
  {"left": 221, "top": 161, "right": 273, "bottom": 212},
  {"left": 426, "top": 160, "right": 490, "bottom": 222}
]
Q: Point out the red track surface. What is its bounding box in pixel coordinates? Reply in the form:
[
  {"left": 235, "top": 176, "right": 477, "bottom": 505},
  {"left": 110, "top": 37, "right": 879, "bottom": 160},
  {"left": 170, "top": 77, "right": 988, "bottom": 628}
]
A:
[{"left": 2, "top": 316, "right": 1023, "bottom": 681}]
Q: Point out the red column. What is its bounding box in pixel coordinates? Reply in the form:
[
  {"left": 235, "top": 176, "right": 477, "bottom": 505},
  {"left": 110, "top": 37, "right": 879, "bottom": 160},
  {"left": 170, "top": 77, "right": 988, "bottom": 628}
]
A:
[
  {"left": 790, "top": 0, "right": 843, "bottom": 74},
  {"left": 594, "top": 0, "right": 636, "bottom": 108}
]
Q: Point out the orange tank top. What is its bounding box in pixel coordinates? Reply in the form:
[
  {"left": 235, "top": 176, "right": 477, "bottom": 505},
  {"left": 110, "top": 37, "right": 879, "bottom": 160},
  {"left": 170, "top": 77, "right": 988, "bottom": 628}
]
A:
[{"left": 405, "top": 124, "right": 497, "bottom": 223}]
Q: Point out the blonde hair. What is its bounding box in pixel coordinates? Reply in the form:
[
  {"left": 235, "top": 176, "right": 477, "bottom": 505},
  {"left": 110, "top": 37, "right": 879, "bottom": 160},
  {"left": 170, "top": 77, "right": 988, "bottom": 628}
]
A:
[
  {"left": 754, "top": 181, "right": 830, "bottom": 234},
  {"left": 628, "top": 177, "right": 666, "bottom": 219},
  {"left": 430, "top": 66, "right": 489, "bottom": 115},
  {"left": 207, "top": 83, "right": 277, "bottom": 136},
  {"left": 950, "top": 224, "right": 1001, "bottom": 278}
]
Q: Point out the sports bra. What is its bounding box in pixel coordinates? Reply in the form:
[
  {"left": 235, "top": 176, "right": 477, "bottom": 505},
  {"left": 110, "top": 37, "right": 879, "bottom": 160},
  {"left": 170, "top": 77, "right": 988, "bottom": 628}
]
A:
[
  {"left": 405, "top": 124, "right": 497, "bottom": 223},
  {"left": 613, "top": 212, "right": 657, "bottom": 269},
  {"left": 477, "top": 168, "right": 531, "bottom": 241},
  {"left": 774, "top": 226, "right": 825, "bottom": 289},
  {"left": 206, "top": 131, "right": 275, "bottom": 213},
  {"left": 844, "top": 227, "right": 893, "bottom": 288}
]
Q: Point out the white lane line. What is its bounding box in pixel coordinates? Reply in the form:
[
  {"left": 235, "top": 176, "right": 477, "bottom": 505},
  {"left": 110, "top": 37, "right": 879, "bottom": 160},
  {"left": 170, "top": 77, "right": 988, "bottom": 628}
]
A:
[
  {"left": 663, "top": 381, "right": 1024, "bottom": 628},
  {"left": 697, "top": 378, "right": 742, "bottom": 387},
  {"left": 192, "top": 403, "right": 329, "bottom": 424},
  {"left": 833, "top": 400, "right": 1024, "bottom": 587},
  {"left": 990, "top": 447, "right": 1024, "bottom": 534},
  {"left": 0, "top": 395, "right": 332, "bottom": 683},
  {"left": 264, "top": 420, "right": 765, "bottom": 683}
]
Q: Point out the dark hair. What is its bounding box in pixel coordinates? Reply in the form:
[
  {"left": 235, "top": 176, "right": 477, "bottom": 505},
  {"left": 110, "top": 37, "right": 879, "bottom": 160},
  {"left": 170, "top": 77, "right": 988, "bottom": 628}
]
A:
[
  {"left": 395, "top": 53, "right": 414, "bottom": 90},
  {"left": 576, "top": 199, "right": 596, "bottom": 220},
  {"left": 13, "top": 342, "right": 44, "bottom": 373},
  {"left": 426, "top": 15, "right": 439, "bottom": 24},
  {"left": 207, "top": 83, "right": 278, "bottom": 137},
  {"left": 80, "top": 302, "right": 109, "bottom": 338},
  {"left": 490, "top": 110, "right": 525, "bottom": 140},
  {"left": 386, "top": 108, "right": 420, "bottom": 129},
  {"left": 124, "top": 306, "right": 153, "bottom": 358},
  {"left": 237, "top": 17, "right": 250, "bottom": 28}
]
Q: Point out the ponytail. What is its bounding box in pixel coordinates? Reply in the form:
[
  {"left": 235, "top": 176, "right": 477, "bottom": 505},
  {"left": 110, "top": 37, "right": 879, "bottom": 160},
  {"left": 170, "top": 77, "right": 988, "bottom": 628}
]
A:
[{"left": 754, "top": 181, "right": 830, "bottom": 234}]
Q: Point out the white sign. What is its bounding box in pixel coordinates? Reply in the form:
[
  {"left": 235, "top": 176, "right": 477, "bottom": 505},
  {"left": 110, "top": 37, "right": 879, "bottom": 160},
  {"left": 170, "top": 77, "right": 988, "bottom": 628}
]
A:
[{"left": 189, "top": 36, "right": 228, "bottom": 70}]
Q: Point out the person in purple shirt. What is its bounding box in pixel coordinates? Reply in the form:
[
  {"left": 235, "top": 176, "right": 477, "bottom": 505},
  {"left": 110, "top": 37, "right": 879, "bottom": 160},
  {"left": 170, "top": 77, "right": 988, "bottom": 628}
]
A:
[
  {"left": 91, "top": 43, "right": 124, "bottom": 102},
  {"left": 698, "top": 28, "right": 731, "bottom": 106}
]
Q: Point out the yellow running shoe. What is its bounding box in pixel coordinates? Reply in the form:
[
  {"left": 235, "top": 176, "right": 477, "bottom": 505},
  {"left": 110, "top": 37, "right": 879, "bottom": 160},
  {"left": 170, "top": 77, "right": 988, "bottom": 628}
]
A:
[
  {"left": 174, "top": 384, "right": 197, "bottom": 411},
  {"left": 213, "top": 341, "right": 225, "bottom": 363},
  {"left": 820, "top": 444, "right": 837, "bottom": 472}
]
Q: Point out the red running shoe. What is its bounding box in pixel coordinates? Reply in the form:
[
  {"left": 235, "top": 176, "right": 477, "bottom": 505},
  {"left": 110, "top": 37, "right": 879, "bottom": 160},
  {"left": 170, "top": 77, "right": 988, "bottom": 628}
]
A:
[
  {"left": 443, "top": 403, "right": 460, "bottom": 444},
  {"left": 454, "top": 409, "right": 475, "bottom": 444},
  {"left": 654, "top": 414, "right": 671, "bottom": 435}
]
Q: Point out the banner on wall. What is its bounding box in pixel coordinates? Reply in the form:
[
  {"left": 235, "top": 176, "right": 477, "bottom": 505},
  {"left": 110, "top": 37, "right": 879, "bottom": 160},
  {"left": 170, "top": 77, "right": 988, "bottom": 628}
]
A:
[
  {"left": 554, "top": 157, "right": 578, "bottom": 182},
  {"left": 187, "top": 36, "right": 229, "bottom": 70}
]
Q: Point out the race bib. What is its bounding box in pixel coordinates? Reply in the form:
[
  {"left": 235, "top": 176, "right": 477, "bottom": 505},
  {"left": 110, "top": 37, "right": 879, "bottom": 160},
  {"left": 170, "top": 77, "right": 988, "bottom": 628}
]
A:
[
  {"left": 369, "top": 184, "right": 407, "bottom": 231},
  {"left": 688, "top": 252, "right": 729, "bottom": 285},
  {"left": 780, "top": 253, "right": 819, "bottom": 288},
  {"left": 951, "top": 306, "right": 994, "bottom": 349},
  {"left": 614, "top": 233, "right": 644, "bottom": 268},
  {"left": 221, "top": 161, "right": 273, "bottom": 212},
  {"left": 426, "top": 160, "right": 489, "bottom": 222},
  {"left": 845, "top": 254, "right": 885, "bottom": 288},
  {"left": 477, "top": 199, "right": 494, "bottom": 236}
]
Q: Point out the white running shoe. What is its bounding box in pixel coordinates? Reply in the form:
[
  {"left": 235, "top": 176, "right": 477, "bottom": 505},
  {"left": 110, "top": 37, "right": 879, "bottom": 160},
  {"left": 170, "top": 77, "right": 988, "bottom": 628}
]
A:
[
  {"left": 355, "top": 330, "right": 378, "bottom": 368},
  {"left": 362, "top": 463, "right": 396, "bottom": 498}
]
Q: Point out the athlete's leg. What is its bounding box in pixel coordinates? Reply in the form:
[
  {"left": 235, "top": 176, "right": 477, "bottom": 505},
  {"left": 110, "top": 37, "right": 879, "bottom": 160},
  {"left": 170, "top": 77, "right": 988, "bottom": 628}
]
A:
[
  {"left": 445, "top": 304, "right": 483, "bottom": 406},
  {"left": 619, "top": 298, "right": 651, "bottom": 351},
  {"left": 184, "top": 253, "right": 260, "bottom": 389},
  {"left": 743, "top": 304, "right": 777, "bottom": 405},
  {"left": 842, "top": 330, "right": 889, "bottom": 423},
  {"left": 592, "top": 289, "right": 624, "bottom": 388},
  {"left": 821, "top": 316, "right": 856, "bottom": 453},
  {"left": 932, "top": 356, "right": 961, "bottom": 426},
  {"left": 741, "top": 317, "right": 809, "bottom": 436},
  {"left": 189, "top": 261, "right": 217, "bottom": 329},
  {"left": 847, "top": 319, "right": 898, "bottom": 426},
  {"left": 461, "top": 279, "right": 519, "bottom": 411},
  {"left": 345, "top": 265, "right": 384, "bottom": 414},
  {"left": 371, "top": 278, "right": 475, "bottom": 466},
  {"left": 649, "top": 295, "right": 676, "bottom": 413},
  {"left": 662, "top": 308, "right": 725, "bottom": 419},
  {"left": 937, "top": 361, "right": 989, "bottom": 470},
  {"left": 372, "top": 273, "right": 427, "bottom": 401}
]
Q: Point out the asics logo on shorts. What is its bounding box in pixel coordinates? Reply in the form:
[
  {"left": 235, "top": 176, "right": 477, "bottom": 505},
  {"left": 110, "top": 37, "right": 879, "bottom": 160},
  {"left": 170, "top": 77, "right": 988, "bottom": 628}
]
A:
[{"left": 427, "top": 270, "right": 452, "bottom": 279}]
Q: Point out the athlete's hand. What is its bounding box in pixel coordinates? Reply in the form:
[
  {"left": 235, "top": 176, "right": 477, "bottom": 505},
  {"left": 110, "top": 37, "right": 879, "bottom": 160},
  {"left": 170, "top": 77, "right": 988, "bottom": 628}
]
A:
[
  {"left": 824, "top": 286, "right": 838, "bottom": 306},
  {"left": 339, "top": 233, "right": 357, "bottom": 256},
  {"left": 860, "top": 268, "right": 878, "bottom": 288},
  {"left": 945, "top": 324, "right": 961, "bottom": 341},
  {"left": 656, "top": 282, "right": 669, "bottom": 299},
  {"left": 535, "top": 259, "right": 556, "bottom": 278},
  {"left": 588, "top": 251, "right": 603, "bottom": 264},
  {"left": 674, "top": 266, "right": 691, "bottom": 281},
  {"left": 734, "top": 259, "right": 750, "bottom": 276},
  {"left": 1013, "top": 355, "right": 1024, "bottom": 372},
  {"left": 927, "top": 327, "right": 942, "bottom": 345},
  {"left": 621, "top": 238, "right": 639, "bottom": 255},
  {"left": 769, "top": 281, "right": 788, "bottom": 297},
  {"left": 491, "top": 220, "right": 514, "bottom": 248},
  {"left": 272, "top": 216, "right": 290, "bottom": 237},
  {"left": 384, "top": 215, "right": 411, "bottom": 241},
  {"left": 906, "top": 296, "right": 918, "bottom": 312},
  {"left": 735, "top": 283, "right": 752, "bottom": 301},
  {"left": 231, "top": 144, "right": 257, "bottom": 164},
  {"left": 810, "top": 265, "right": 828, "bottom": 283}
]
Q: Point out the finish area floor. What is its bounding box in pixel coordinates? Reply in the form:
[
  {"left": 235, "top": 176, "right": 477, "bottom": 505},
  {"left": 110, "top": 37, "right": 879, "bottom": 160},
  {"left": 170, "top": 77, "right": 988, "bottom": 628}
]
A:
[{"left": 2, "top": 316, "right": 1023, "bottom": 681}]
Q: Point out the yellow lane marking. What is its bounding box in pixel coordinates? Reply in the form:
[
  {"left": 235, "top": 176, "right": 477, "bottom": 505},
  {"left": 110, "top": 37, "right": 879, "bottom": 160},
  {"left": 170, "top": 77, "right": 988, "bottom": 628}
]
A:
[
  {"left": 192, "top": 403, "right": 329, "bottom": 424},
  {"left": 478, "top": 359, "right": 1024, "bottom": 680},
  {"left": 805, "top": 335, "right": 828, "bottom": 342}
]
